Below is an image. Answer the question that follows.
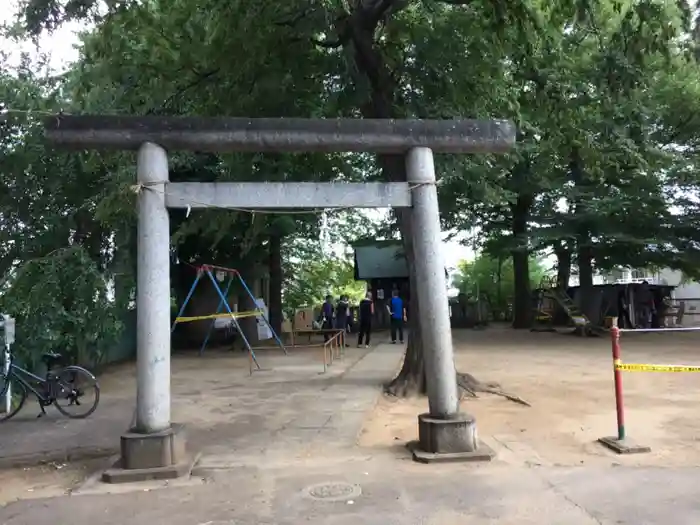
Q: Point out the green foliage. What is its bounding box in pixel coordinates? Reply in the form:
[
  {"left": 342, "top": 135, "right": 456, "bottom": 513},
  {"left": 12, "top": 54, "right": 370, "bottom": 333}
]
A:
[
  {"left": 452, "top": 255, "right": 548, "bottom": 312},
  {"left": 283, "top": 249, "right": 366, "bottom": 316},
  {"left": 0, "top": 246, "right": 121, "bottom": 369},
  {"left": 0, "top": 47, "right": 128, "bottom": 368},
  {"left": 4, "top": 0, "right": 700, "bottom": 356}
]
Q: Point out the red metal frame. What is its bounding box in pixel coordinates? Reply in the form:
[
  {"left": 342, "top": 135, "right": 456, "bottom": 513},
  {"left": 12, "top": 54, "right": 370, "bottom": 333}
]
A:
[{"left": 611, "top": 326, "right": 626, "bottom": 440}]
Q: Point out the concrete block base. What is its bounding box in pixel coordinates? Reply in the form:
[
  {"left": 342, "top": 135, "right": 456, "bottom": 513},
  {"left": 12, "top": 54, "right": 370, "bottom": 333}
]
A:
[
  {"left": 408, "top": 440, "right": 495, "bottom": 464},
  {"left": 102, "top": 423, "right": 190, "bottom": 484},
  {"left": 418, "top": 412, "right": 478, "bottom": 453},
  {"left": 598, "top": 436, "right": 651, "bottom": 455},
  {"left": 411, "top": 412, "right": 494, "bottom": 463},
  {"left": 101, "top": 455, "right": 196, "bottom": 484}
]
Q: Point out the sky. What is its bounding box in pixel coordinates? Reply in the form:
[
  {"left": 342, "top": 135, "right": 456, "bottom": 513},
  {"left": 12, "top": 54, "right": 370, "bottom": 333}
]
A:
[{"left": 1, "top": 3, "right": 474, "bottom": 272}]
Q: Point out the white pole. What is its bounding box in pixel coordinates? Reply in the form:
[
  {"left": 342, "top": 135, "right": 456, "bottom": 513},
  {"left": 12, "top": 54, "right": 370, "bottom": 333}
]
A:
[
  {"left": 3, "top": 344, "right": 10, "bottom": 414},
  {"left": 135, "top": 143, "right": 171, "bottom": 433},
  {"left": 2, "top": 315, "right": 14, "bottom": 415},
  {"left": 406, "top": 147, "right": 460, "bottom": 417}
]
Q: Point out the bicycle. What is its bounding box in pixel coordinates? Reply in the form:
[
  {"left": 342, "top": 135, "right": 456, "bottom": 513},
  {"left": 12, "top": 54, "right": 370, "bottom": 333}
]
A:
[{"left": 0, "top": 352, "right": 100, "bottom": 422}]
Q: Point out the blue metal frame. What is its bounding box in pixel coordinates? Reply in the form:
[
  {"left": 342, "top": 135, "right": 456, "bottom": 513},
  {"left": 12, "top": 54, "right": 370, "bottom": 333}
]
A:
[
  {"left": 204, "top": 269, "right": 260, "bottom": 369},
  {"left": 235, "top": 272, "right": 288, "bottom": 355},
  {"left": 171, "top": 271, "right": 202, "bottom": 334},
  {"left": 198, "top": 276, "right": 234, "bottom": 355},
  {"left": 171, "top": 265, "right": 288, "bottom": 366}
]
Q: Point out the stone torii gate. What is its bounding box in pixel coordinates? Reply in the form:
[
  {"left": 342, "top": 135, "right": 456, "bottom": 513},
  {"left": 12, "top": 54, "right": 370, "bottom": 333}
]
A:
[{"left": 45, "top": 116, "right": 514, "bottom": 480}]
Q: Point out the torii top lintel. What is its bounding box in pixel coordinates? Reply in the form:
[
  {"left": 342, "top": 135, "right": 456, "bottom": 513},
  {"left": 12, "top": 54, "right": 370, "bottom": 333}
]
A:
[{"left": 43, "top": 115, "right": 515, "bottom": 154}]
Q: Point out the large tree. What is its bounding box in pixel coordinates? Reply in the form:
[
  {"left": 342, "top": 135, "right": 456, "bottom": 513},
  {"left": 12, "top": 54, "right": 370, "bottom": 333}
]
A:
[{"left": 10, "top": 0, "right": 700, "bottom": 396}]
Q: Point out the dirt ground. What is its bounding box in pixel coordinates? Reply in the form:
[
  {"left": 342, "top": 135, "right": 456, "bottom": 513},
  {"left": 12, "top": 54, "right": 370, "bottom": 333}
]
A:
[
  {"left": 360, "top": 326, "right": 700, "bottom": 467},
  {"left": 7, "top": 326, "right": 700, "bottom": 507},
  {"left": 0, "top": 458, "right": 111, "bottom": 504},
  {"left": 0, "top": 338, "right": 356, "bottom": 506}
]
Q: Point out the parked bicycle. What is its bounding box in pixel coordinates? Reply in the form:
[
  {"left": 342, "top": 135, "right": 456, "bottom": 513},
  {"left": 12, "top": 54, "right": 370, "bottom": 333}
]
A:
[{"left": 0, "top": 352, "right": 100, "bottom": 422}]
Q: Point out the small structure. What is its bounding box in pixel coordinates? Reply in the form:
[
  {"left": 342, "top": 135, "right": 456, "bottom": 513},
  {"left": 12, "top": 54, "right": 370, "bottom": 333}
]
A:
[
  {"left": 354, "top": 240, "right": 464, "bottom": 328},
  {"left": 568, "top": 282, "right": 674, "bottom": 329},
  {"left": 353, "top": 240, "right": 409, "bottom": 329},
  {"left": 534, "top": 281, "right": 676, "bottom": 330}
]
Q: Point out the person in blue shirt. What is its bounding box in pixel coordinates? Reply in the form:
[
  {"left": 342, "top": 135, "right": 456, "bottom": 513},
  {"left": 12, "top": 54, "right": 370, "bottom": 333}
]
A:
[{"left": 388, "top": 289, "right": 406, "bottom": 344}]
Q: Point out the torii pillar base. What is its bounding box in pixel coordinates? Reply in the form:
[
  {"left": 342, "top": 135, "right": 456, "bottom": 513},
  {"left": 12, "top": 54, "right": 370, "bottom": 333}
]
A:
[
  {"left": 408, "top": 413, "right": 495, "bottom": 464},
  {"left": 102, "top": 424, "right": 195, "bottom": 484}
]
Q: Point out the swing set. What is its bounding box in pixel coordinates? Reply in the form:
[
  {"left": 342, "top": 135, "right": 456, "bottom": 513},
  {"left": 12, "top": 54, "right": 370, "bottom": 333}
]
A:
[{"left": 171, "top": 264, "right": 287, "bottom": 372}]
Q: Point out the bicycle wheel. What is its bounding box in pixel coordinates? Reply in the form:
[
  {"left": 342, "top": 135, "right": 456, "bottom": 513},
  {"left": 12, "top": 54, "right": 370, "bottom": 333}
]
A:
[
  {"left": 0, "top": 374, "right": 27, "bottom": 422},
  {"left": 53, "top": 366, "right": 100, "bottom": 419}
]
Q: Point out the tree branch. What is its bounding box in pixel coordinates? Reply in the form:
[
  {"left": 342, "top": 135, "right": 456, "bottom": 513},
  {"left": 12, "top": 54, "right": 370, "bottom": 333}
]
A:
[
  {"left": 274, "top": 7, "right": 315, "bottom": 27},
  {"left": 157, "top": 68, "right": 221, "bottom": 113}
]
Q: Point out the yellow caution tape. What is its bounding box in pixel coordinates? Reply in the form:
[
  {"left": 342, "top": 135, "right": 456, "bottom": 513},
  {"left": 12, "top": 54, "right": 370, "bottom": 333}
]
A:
[
  {"left": 615, "top": 363, "right": 700, "bottom": 373},
  {"left": 175, "top": 310, "right": 263, "bottom": 323}
]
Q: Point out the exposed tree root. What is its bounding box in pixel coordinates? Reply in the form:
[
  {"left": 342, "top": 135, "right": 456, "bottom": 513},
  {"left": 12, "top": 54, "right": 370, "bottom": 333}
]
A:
[
  {"left": 457, "top": 372, "right": 531, "bottom": 407},
  {"left": 384, "top": 372, "right": 425, "bottom": 398},
  {"left": 383, "top": 340, "right": 530, "bottom": 407},
  {"left": 385, "top": 370, "right": 531, "bottom": 407}
]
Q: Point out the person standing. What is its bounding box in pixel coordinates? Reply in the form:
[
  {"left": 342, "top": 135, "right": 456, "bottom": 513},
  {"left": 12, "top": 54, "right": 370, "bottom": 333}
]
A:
[
  {"left": 335, "top": 295, "right": 349, "bottom": 347},
  {"left": 357, "top": 292, "right": 374, "bottom": 348},
  {"left": 320, "top": 295, "right": 334, "bottom": 342},
  {"left": 637, "top": 281, "right": 655, "bottom": 328},
  {"left": 388, "top": 289, "right": 406, "bottom": 344}
]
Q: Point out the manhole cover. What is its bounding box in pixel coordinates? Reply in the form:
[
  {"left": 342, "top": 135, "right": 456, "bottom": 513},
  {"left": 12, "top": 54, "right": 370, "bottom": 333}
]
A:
[{"left": 305, "top": 482, "right": 362, "bottom": 501}]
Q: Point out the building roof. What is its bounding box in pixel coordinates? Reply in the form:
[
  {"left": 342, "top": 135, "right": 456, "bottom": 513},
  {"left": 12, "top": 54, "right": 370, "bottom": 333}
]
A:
[
  {"left": 353, "top": 241, "right": 409, "bottom": 280},
  {"left": 353, "top": 240, "right": 450, "bottom": 280}
]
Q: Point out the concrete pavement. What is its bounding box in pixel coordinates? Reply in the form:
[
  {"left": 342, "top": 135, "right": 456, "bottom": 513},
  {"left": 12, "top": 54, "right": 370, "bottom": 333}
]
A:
[
  {"left": 3, "top": 457, "right": 700, "bottom": 524},
  {"left": 2, "top": 342, "right": 700, "bottom": 524},
  {"left": 0, "top": 342, "right": 387, "bottom": 468}
]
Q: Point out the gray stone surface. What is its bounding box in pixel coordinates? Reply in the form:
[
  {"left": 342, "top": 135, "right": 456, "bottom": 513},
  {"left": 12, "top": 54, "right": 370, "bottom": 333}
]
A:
[
  {"left": 406, "top": 147, "right": 460, "bottom": 418},
  {"left": 45, "top": 116, "right": 516, "bottom": 154},
  {"left": 598, "top": 436, "right": 652, "bottom": 455},
  {"left": 417, "top": 412, "right": 478, "bottom": 453},
  {"left": 0, "top": 400, "right": 128, "bottom": 468},
  {"left": 0, "top": 344, "right": 390, "bottom": 469},
  {"left": 409, "top": 440, "right": 495, "bottom": 464},
  {"left": 4, "top": 459, "right": 700, "bottom": 524},
  {"left": 101, "top": 455, "right": 195, "bottom": 484},
  {"left": 2, "top": 344, "right": 700, "bottom": 524},
  {"left": 134, "top": 142, "right": 171, "bottom": 434},
  {"left": 119, "top": 423, "right": 186, "bottom": 470},
  {"left": 166, "top": 182, "right": 412, "bottom": 209}
]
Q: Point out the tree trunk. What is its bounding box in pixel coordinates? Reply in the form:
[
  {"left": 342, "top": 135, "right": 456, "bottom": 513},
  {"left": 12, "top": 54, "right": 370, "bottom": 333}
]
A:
[
  {"left": 554, "top": 242, "right": 571, "bottom": 291},
  {"left": 569, "top": 147, "right": 596, "bottom": 325},
  {"left": 384, "top": 207, "right": 427, "bottom": 396},
  {"left": 268, "top": 233, "right": 283, "bottom": 336},
  {"left": 510, "top": 193, "right": 533, "bottom": 329},
  {"left": 496, "top": 256, "right": 503, "bottom": 319},
  {"left": 576, "top": 243, "right": 596, "bottom": 322},
  {"left": 511, "top": 252, "right": 531, "bottom": 329},
  {"left": 340, "top": 11, "right": 430, "bottom": 396},
  {"left": 308, "top": 2, "right": 527, "bottom": 403}
]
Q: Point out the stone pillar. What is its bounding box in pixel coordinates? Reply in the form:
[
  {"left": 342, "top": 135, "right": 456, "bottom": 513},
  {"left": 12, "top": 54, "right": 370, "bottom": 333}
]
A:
[
  {"left": 135, "top": 142, "right": 171, "bottom": 433},
  {"left": 405, "top": 147, "right": 492, "bottom": 463},
  {"left": 104, "top": 143, "right": 189, "bottom": 483}
]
